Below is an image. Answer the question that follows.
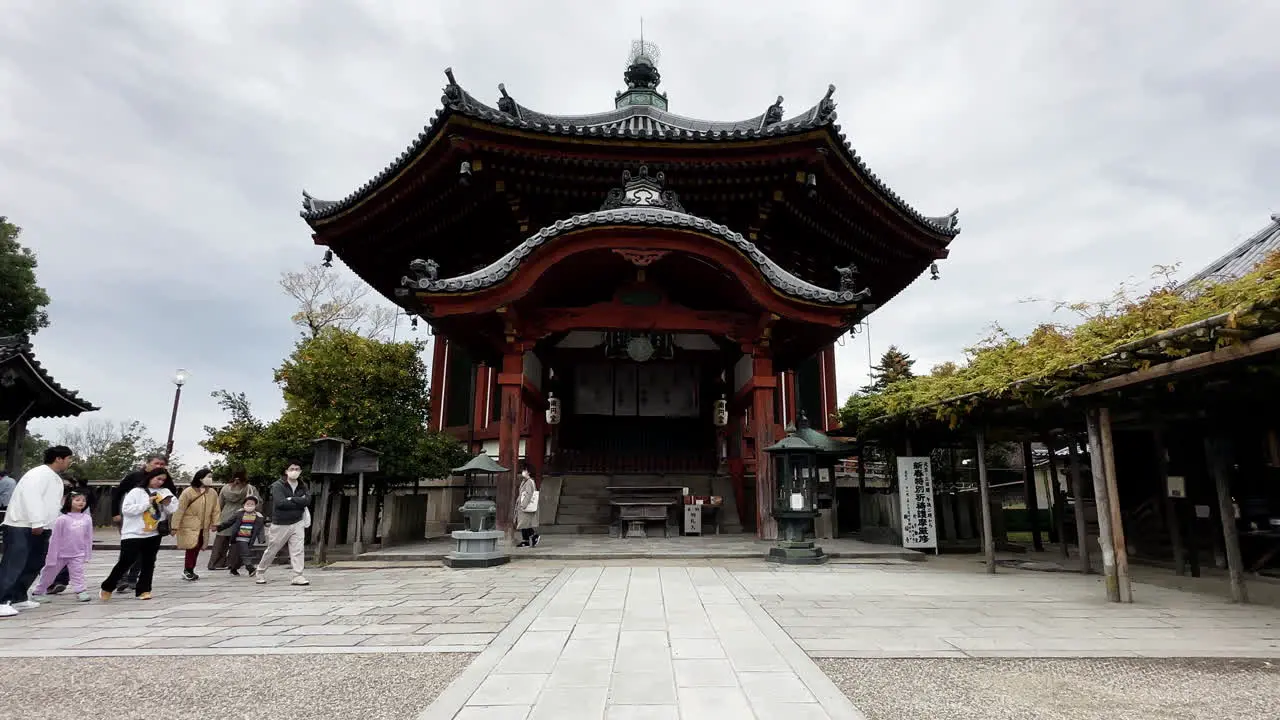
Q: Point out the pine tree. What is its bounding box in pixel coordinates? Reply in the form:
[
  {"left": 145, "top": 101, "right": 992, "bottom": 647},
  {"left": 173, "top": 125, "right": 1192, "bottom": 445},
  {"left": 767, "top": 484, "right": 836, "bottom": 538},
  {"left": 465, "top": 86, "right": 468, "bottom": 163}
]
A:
[
  {"left": 863, "top": 345, "right": 916, "bottom": 393},
  {"left": 0, "top": 217, "right": 52, "bottom": 337}
]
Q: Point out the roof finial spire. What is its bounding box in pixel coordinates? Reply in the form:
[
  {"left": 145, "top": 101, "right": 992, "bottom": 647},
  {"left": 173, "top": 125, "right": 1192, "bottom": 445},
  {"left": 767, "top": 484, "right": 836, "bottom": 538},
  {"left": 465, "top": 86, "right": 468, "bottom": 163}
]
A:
[{"left": 617, "top": 33, "right": 668, "bottom": 111}]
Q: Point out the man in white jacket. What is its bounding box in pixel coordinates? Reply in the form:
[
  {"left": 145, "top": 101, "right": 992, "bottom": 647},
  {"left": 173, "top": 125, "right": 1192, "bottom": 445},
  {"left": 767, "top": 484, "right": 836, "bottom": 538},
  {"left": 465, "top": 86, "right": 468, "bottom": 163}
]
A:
[{"left": 0, "top": 446, "right": 74, "bottom": 617}]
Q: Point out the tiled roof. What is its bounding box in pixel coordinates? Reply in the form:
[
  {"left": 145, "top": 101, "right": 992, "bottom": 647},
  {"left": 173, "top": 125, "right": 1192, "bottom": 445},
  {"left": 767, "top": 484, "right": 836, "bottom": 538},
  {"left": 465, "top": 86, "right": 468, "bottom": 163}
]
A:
[
  {"left": 399, "top": 167, "right": 872, "bottom": 307},
  {"left": 1183, "top": 213, "right": 1280, "bottom": 287},
  {"left": 0, "top": 335, "right": 98, "bottom": 417},
  {"left": 300, "top": 69, "right": 961, "bottom": 240}
]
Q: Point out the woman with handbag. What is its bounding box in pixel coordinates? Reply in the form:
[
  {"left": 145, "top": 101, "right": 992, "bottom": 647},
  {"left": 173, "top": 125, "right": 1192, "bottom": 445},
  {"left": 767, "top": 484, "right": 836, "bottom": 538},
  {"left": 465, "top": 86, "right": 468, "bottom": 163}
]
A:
[
  {"left": 170, "top": 469, "right": 220, "bottom": 581},
  {"left": 516, "top": 461, "right": 540, "bottom": 548},
  {"left": 100, "top": 468, "right": 176, "bottom": 601}
]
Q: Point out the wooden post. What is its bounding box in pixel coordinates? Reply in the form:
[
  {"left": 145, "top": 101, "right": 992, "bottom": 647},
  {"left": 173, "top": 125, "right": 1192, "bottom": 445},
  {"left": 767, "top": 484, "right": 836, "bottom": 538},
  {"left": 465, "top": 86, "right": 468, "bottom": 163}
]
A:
[
  {"left": 312, "top": 477, "right": 331, "bottom": 565},
  {"left": 976, "top": 429, "right": 996, "bottom": 573},
  {"left": 352, "top": 472, "right": 366, "bottom": 557},
  {"left": 1067, "top": 438, "right": 1091, "bottom": 573},
  {"left": 1204, "top": 434, "right": 1248, "bottom": 603},
  {"left": 528, "top": 395, "right": 547, "bottom": 480},
  {"left": 1086, "top": 410, "right": 1121, "bottom": 601},
  {"left": 1021, "top": 439, "right": 1043, "bottom": 552},
  {"left": 857, "top": 443, "right": 867, "bottom": 493},
  {"left": 496, "top": 349, "right": 525, "bottom": 540},
  {"left": 1098, "top": 408, "right": 1132, "bottom": 603},
  {"left": 1042, "top": 435, "right": 1068, "bottom": 558},
  {"left": 751, "top": 353, "right": 778, "bottom": 540},
  {"left": 1153, "top": 429, "right": 1187, "bottom": 576},
  {"left": 4, "top": 418, "right": 27, "bottom": 475}
]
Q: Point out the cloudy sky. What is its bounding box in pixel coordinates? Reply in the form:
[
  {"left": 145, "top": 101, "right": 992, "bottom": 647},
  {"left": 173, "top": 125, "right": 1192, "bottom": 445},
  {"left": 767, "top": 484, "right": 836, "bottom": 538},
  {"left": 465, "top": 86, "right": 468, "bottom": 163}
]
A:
[{"left": 2, "top": 1, "right": 1277, "bottom": 469}]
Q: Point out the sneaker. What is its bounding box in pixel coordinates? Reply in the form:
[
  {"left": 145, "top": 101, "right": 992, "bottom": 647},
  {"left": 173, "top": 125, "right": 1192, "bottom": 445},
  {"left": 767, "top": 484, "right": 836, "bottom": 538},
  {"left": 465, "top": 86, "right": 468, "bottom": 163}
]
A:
[
  {"left": 0, "top": 603, "right": 17, "bottom": 617},
  {"left": 12, "top": 600, "right": 40, "bottom": 610},
  {"left": 254, "top": 575, "right": 266, "bottom": 585},
  {"left": 229, "top": 568, "right": 241, "bottom": 576},
  {"left": 99, "top": 590, "right": 112, "bottom": 602},
  {"left": 247, "top": 567, "right": 258, "bottom": 577},
  {"left": 137, "top": 592, "right": 152, "bottom": 601},
  {"left": 76, "top": 592, "right": 91, "bottom": 603},
  {"left": 290, "top": 576, "right": 310, "bottom": 586},
  {"left": 183, "top": 570, "right": 198, "bottom": 582},
  {"left": 531, "top": 535, "right": 540, "bottom": 547},
  {"left": 516, "top": 541, "right": 530, "bottom": 547},
  {"left": 48, "top": 584, "right": 67, "bottom": 595}
]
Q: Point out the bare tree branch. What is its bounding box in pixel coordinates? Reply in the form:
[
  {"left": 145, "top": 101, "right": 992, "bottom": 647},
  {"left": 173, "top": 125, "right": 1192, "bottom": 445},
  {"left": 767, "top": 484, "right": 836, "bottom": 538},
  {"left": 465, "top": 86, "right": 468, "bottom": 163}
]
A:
[{"left": 279, "top": 263, "right": 400, "bottom": 340}]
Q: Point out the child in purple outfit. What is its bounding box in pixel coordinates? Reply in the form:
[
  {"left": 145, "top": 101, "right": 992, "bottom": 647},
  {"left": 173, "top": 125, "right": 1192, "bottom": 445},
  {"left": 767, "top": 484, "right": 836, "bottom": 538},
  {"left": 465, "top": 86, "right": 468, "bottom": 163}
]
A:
[{"left": 31, "top": 492, "right": 94, "bottom": 602}]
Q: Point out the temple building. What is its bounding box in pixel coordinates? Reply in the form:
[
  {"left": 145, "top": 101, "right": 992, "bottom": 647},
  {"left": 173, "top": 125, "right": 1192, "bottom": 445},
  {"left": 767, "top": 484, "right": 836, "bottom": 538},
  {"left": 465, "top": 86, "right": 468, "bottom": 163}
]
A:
[{"left": 299, "top": 43, "right": 959, "bottom": 539}]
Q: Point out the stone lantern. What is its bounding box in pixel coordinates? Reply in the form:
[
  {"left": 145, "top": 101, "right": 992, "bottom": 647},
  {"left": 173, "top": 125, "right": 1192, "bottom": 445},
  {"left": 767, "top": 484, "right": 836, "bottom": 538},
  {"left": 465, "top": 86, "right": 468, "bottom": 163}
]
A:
[
  {"left": 442, "top": 453, "right": 511, "bottom": 568},
  {"left": 762, "top": 416, "right": 829, "bottom": 565}
]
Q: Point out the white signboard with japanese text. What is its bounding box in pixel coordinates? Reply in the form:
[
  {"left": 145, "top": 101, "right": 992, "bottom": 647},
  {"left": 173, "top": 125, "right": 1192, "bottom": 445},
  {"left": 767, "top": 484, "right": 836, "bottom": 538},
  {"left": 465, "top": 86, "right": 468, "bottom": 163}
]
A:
[{"left": 897, "top": 457, "right": 938, "bottom": 551}]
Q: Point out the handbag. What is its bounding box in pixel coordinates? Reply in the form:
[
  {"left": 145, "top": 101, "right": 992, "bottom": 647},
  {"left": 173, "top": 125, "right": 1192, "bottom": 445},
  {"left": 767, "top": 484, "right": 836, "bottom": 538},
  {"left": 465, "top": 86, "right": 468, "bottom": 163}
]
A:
[
  {"left": 301, "top": 507, "right": 312, "bottom": 529},
  {"left": 522, "top": 489, "right": 540, "bottom": 513}
]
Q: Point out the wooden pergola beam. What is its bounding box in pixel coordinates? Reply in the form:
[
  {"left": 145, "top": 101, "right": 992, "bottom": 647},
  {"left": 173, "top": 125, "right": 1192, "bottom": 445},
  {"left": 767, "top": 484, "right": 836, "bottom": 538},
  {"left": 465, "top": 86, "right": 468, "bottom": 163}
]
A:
[{"left": 1073, "top": 331, "right": 1280, "bottom": 397}]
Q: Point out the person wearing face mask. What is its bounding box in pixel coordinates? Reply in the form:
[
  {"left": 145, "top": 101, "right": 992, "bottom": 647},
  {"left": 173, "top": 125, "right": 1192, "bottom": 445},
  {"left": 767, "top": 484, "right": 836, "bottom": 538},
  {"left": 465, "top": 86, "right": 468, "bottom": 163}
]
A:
[
  {"left": 515, "top": 461, "right": 541, "bottom": 548},
  {"left": 109, "top": 456, "right": 171, "bottom": 593},
  {"left": 254, "top": 462, "right": 310, "bottom": 586},
  {"left": 99, "top": 468, "right": 176, "bottom": 601}
]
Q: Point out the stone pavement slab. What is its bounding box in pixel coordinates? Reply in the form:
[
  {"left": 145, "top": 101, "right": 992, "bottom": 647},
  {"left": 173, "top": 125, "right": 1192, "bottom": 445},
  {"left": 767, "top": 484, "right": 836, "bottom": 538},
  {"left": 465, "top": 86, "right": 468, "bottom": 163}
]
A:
[
  {"left": 733, "top": 559, "right": 1280, "bottom": 659},
  {"left": 421, "top": 566, "right": 864, "bottom": 720},
  {"left": 0, "top": 552, "right": 557, "bottom": 657},
  {"left": 364, "top": 535, "right": 920, "bottom": 562}
]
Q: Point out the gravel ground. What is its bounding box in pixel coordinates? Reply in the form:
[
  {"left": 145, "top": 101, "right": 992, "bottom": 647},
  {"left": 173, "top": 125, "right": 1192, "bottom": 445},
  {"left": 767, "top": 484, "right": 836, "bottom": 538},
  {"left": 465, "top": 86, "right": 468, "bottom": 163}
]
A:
[
  {"left": 820, "top": 657, "right": 1280, "bottom": 720},
  {"left": 0, "top": 653, "right": 474, "bottom": 720}
]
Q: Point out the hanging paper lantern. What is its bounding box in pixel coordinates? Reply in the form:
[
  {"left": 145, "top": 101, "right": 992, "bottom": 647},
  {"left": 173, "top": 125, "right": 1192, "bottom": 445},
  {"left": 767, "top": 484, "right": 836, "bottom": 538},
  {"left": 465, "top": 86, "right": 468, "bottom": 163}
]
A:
[{"left": 546, "top": 393, "right": 562, "bottom": 425}]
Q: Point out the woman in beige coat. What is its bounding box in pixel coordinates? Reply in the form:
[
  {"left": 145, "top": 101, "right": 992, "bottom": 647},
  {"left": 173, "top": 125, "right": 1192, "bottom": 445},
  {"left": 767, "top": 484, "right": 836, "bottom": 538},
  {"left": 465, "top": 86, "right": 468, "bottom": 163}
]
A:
[
  {"left": 171, "top": 469, "right": 219, "bottom": 581},
  {"left": 515, "top": 461, "right": 540, "bottom": 548}
]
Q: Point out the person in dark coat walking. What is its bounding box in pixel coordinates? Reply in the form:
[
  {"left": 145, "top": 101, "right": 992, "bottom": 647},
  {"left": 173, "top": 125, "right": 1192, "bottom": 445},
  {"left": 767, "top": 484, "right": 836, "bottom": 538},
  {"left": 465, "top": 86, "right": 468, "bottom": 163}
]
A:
[
  {"left": 110, "top": 456, "right": 169, "bottom": 592},
  {"left": 254, "top": 462, "right": 310, "bottom": 586}
]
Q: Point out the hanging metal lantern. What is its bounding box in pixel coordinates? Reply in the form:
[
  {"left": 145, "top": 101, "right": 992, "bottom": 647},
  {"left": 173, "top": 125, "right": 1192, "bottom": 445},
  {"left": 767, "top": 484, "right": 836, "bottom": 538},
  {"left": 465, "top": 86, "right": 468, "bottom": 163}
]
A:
[
  {"left": 545, "top": 393, "right": 561, "bottom": 425},
  {"left": 713, "top": 394, "right": 729, "bottom": 427}
]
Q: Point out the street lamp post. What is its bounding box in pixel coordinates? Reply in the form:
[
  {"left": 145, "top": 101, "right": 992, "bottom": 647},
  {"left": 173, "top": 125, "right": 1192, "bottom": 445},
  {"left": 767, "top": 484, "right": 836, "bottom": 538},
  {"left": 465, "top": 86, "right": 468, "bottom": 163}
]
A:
[{"left": 165, "top": 368, "right": 189, "bottom": 459}]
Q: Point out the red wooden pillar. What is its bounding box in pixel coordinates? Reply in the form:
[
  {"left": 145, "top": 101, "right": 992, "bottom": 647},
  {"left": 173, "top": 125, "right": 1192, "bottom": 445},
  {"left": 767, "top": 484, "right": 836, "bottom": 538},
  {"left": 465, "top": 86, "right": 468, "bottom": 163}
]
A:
[
  {"left": 821, "top": 343, "right": 838, "bottom": 431},
  {"left": 471, "top": 363, "right": 489, "bottom": 453},
  {"left": 752, "top": 353, "right": 779, "bottom": 540},
  {"left": 495, "top": 350, "right": 525, "bottom": 534},
  {"left": 429, "top": 335, "right": 449, "bottom": 431}
]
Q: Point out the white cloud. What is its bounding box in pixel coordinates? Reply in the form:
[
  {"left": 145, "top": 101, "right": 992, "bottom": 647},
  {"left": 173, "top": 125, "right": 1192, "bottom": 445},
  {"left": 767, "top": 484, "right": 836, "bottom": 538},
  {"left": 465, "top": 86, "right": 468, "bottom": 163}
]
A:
[{"left": 2, "top": 0, "right": 1276, "bottom": 463}]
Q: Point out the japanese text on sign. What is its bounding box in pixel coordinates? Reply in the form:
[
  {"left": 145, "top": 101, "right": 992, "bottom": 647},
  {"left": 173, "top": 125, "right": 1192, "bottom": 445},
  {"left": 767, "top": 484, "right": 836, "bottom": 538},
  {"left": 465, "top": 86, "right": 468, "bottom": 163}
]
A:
[{"left": 896, "top": 457, "right": 937, "bottom": 550}]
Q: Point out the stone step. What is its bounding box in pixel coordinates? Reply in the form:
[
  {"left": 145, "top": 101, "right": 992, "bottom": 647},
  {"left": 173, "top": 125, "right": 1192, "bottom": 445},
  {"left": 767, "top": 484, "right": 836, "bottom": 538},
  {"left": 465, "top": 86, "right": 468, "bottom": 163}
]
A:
[{"left": 539, "top": 524, "right": 611, "bottom": 535}]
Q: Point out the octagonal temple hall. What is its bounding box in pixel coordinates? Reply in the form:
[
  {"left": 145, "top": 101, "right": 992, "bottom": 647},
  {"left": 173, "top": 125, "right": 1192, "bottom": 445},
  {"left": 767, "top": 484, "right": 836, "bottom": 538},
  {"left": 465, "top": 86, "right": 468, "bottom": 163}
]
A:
[{"left": 299, "top": 44, "right": 960, "bottom": 540}]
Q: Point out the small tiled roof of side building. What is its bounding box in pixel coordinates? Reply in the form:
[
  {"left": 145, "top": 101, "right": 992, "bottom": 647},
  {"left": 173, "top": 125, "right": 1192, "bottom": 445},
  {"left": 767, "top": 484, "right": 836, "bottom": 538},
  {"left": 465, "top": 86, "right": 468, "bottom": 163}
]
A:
[
  {"left": 0, "top": 335, "right": 99, "bottom": 417},
  {"left": 1183, "top": 212, "right": 1280, "bottom": 287}
]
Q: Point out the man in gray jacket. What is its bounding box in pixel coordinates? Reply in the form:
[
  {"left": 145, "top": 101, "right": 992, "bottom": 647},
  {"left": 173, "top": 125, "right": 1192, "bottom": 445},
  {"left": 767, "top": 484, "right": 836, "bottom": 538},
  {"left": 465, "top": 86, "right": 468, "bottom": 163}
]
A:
[{"left": 255, "top": 461, "right": 310, "bottom": 586}]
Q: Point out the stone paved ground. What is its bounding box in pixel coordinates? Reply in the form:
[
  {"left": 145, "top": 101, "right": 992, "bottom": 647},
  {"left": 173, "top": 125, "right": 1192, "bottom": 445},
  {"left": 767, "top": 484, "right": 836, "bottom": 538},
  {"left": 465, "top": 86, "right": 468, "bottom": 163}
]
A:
[
  {"left": 425, "top": 566, "right": 862, "bottom": 719},
  {"left": 0, "top": 553, "right": 558, "bottom": 656},
  {"left": 6, "top": 548, "right": 1280, "bottom": 719},
  {"left": 735, "top": 559, "right": 1280, "bottom": 658},
  {"left": 364, "top": 535, "right": 918, "bottom": 561},
  {"left": 821, "top": 658, "right": 1280, "bottom": 720}
]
